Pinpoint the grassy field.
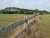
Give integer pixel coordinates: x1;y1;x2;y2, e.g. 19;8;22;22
18;14;50;38
0;14;32;28
0;14;50;38
0;14;24;28
40;14;50;38
0;14;32;38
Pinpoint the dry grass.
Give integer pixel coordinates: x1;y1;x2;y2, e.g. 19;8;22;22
18;15;42;38
0;14;32;38
0;14;50;38
0;24;24;38
19;14;50;38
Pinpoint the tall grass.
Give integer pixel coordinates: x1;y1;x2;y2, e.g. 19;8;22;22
40;14;50;38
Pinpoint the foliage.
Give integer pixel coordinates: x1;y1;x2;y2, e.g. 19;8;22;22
0;7;50;15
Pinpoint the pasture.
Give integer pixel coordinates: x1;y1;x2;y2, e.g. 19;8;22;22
0;14;32;38
40;14;50;38
0;14;50;38
0;14;24;28
0;14;32;28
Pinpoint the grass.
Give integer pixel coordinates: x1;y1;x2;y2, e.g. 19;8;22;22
0;14;50;38
0;14;24;28
19;14;50;38
0;14;32;38
0;14;32;28
40;14;50;38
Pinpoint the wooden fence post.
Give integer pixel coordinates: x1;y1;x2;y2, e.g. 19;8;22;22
34;12;36;17
33;12;36;24
24;15;28;29
24;15;29;35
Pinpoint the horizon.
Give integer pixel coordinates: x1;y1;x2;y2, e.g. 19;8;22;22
0;0;50;12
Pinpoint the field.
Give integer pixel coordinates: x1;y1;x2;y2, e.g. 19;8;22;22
0;14;32;28
40;14;50;38
0;14;50;38
0;14;32;38
0;14;24;28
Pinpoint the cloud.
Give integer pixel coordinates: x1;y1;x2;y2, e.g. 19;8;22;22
11;0;20;5
25;2;35;9
47;3;50;6
39;0;48;3
32;2;35;5
3;0;8;3
3;0;20;5
14;0;19;4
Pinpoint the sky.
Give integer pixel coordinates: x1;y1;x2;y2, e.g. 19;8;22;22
0;0;50;11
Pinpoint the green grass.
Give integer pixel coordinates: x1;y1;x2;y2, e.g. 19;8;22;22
40;14;50;38
0;14;32;38
0;14;50;38
0;14;32;28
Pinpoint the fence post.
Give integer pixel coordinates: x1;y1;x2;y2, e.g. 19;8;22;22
33;12;36;24
34;12;36;17
24;15;29;35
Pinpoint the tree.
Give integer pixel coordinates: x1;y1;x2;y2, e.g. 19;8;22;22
34;9;39;13
42;10;48;14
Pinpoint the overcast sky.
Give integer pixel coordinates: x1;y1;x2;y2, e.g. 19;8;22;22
0;0;50;11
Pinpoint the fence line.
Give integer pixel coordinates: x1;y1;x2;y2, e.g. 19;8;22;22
15;13;39;38
0;20;25;34
15;20;35;38
0;13;39;38
0;13;38;34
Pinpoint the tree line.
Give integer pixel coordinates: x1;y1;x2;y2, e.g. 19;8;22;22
0;7;50;15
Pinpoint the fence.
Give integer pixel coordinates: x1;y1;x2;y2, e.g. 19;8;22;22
0;13;39;38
